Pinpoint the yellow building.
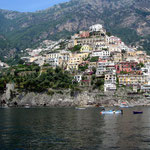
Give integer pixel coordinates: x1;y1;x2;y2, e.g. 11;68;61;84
135;51;146;56
127;51;136;57
127;51;146;57
108;44;121;53
145;56;150;63
118;75;147;86
80;45;92;53
67;53;89;70
29;56;39;62
113;52;122;62
88;62;97;70
74;39;78;46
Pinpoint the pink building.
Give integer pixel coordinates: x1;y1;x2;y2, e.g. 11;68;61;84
109;36;122;45
115;62;138;74
79;31;90;38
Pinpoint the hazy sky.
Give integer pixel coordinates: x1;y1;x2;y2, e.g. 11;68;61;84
0;0;70;12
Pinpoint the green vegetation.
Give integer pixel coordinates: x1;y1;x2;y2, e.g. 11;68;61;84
59;41;67;49
137;62;144;68
0;62;106;94
120;71;128;74
0;78;6;92
78;64;88;72
0;65;78;93
93;78;104;90
106;32;111;37
83;54;90;61
90;57;99;62
69;45;81;53
92;67;96;74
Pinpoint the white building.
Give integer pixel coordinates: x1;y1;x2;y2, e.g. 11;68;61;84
96;62;114;76
105;73;116;84
92;50;110;58
60;50;71;61
94;42;108;51
89;24;103;32
141;63;150;84
104;67;117;92
28;49;42;56
46;58;59;68
108;45;122;53
104;83;116;92
34;56;45;66
46;53;60;59
107;36;122;45
74;75;82;83
126;56;139;63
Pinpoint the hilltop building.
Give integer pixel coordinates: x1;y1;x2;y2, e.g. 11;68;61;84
21;24;150;94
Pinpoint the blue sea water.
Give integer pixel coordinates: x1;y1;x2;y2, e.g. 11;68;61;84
0;107;150;150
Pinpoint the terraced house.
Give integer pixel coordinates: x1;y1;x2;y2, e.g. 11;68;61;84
118;75;147;86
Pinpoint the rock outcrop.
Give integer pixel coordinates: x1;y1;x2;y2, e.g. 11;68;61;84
7;88;150;107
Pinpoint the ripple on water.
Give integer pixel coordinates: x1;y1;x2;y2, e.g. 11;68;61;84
0;107;150;150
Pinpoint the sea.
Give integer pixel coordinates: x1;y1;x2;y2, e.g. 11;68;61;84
0;107;150;150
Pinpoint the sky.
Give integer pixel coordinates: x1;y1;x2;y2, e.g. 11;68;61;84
0;0;70;12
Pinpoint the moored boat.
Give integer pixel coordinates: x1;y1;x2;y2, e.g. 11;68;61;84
75;107;86;110
1;104;9;108
120;105;129;108
133;111;143;114
24;104;30;108
119;102;132;108
119;103;134;108
100;110;123;114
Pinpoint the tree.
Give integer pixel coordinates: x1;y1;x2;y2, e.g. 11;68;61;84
106;32;111;37
78;64;88;72
70;45;81;53
137;62;144;68
90;57;99;62
92;67;96;74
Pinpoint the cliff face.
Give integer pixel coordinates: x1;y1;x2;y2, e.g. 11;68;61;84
0;84;149;107
0;0;150;60
8;89;149;107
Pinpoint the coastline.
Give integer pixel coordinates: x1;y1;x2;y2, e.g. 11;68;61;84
1;89;150;108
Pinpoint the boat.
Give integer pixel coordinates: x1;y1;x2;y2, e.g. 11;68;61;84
133;111;143;114
119;102;129;108
120;104;129;108
1;104;9;108
100;110;123;114
75;107;86;110
24;104;30;108
119;102;134;108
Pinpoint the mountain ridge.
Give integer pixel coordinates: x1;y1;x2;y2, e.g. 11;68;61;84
0;0;150;62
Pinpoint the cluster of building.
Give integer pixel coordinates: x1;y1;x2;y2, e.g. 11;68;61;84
21;24;150;93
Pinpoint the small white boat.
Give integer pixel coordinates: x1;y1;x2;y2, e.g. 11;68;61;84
120;104;129;108
75;107;86;110
120;104;134;108
24;104;30;108
1;104;9;108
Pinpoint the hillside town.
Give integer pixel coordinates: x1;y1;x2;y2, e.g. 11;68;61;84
20;24;150;94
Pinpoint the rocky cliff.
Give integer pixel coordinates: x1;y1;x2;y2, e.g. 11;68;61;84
2;87;149;107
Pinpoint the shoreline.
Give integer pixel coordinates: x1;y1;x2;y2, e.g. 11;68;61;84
1;102;150;108
1;88;150;108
